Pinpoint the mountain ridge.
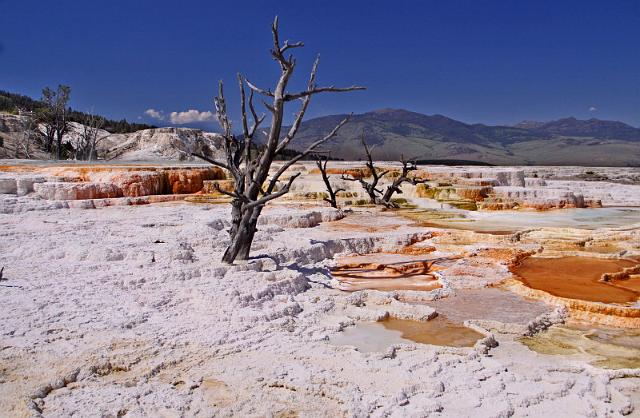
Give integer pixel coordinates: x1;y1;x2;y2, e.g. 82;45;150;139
288;109;640;166
2;101;640;165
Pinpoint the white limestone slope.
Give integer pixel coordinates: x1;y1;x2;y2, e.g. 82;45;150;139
101;128;224;162
0;113;225;162
1;201;639;417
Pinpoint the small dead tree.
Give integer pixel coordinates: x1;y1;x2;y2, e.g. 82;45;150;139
342;135;389;205
380;157;428;207
74;113;106;160
14;109;38;159
39;110;56;154
41;85;71;159
191;17;364;263
315;156;345;208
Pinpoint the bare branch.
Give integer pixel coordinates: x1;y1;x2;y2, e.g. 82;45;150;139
316;155;342;208
191;152;231;171
267;115;351;192
246;79;274;97
276;96;311;155
211;182;250;203
275;55;320;154
344;133;390;205
284;85;366;101
380;158;429;206
262;99;276;113
238;74;250;140
212;182;238;199
281;40;304;54
270;16;298;69
246;172;301;209
183;17;365;264
271;16;282;58
214;81;232;138
341;174;359;182
247;90;266;138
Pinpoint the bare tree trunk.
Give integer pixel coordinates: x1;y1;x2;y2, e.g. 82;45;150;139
316;156;344;208
41;85;71;160
342;134;389;205
188;17;364;264
380;158;428;207
23;124;33;159
55;120;67;160
72;113;105;160
223;206;261;263
56;135;63;160
14;110;36;159
381;184;397;204
43;125;55;153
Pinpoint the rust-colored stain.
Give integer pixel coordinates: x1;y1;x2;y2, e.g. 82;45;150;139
511;256;640;304
331;255;442;292
382;317;483;347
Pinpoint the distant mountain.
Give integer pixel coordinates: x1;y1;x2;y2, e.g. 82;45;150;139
514;120;546;129
517;117;640;141
288;109;640;166
295;108;546;146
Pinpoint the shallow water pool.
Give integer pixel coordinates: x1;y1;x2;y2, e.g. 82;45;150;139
329;316;483;352
411;207;640;233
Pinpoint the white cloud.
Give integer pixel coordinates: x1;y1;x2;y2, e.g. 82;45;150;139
145;108;165;120
589;106;597;112
169;109;215;124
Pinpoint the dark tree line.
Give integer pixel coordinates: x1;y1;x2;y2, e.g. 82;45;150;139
0;90;156;134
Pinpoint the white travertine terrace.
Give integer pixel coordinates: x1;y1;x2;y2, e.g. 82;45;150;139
1;162;640;416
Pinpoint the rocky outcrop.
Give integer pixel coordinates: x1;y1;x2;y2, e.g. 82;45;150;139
108;171;167;197
525;177;547;187
0;113;28;133
258;208;345;228
23;166;226;200
0;113;227;162
103;128;224;162
34;182;122;200
411;167;604;210
418;167;526;187
545;180;640;207
0;178;17;194
308;166;371;179
202;179;235;194
482;186;602;210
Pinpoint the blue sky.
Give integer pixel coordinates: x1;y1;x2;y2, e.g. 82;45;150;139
1;0;639;129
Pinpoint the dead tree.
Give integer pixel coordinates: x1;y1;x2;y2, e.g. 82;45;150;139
74;113;106;160
190;17;364;264
14;109;38;159
315;156;345;208
380;157;428;207
41;85;71;159
342;135;389;205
